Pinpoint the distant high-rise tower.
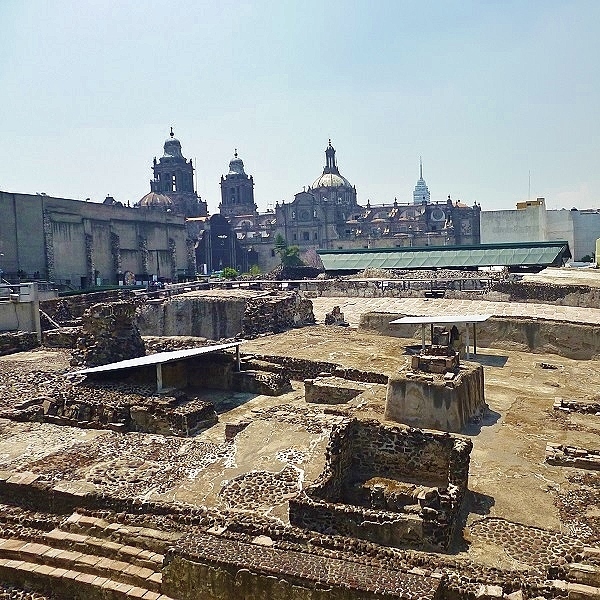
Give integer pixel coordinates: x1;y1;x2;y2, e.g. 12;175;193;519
219;150;257;219
137;129;208;217
413;158;431;204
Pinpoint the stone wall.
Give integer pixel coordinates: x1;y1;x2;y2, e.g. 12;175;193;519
489;280;600;308
40;290;137;328
71;301;145;367
137;291;314;339
290;419;472;551
385;364;486;433
0;332;39;356
546;443;600;471
360;312;600;360
244;354;388;384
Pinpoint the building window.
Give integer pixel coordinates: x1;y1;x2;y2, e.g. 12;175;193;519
293;233;297;241
313;232;318;240
292;211;296;219
271;249;275;257
303;231;309;241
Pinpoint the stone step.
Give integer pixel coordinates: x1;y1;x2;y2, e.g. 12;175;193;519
569;564;600;588
568;582;600;600
44;528;164;571
0;557;174;600
0;537;162;593
62;512;181;554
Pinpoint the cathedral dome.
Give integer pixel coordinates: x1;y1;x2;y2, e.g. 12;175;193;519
137;191;174;210
312;172;352;189
311;140;353;190
228;150;246;176
163;128;183;159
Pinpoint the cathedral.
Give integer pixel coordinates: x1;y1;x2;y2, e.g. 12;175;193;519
136;131;482;274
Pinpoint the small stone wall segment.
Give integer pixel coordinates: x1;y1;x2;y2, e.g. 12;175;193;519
163;531;442;600
0;333;39;357
71;301;145;368
42;326;80;348
242;291;315;337
546;443;600;471
384;364;486;433
290;419;472;551
246;354;388;384
554;398;600;415
304;376;369;404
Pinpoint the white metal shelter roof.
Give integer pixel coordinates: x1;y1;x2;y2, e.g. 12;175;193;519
389;314;493;325
390;314;492;358
71;342;243;376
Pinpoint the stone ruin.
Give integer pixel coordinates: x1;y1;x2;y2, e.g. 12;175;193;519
384;327;486;432
324;305;348;326
70;301;145;367
290;418;473;551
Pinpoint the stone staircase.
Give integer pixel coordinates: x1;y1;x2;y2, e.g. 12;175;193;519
0;510;183;599
551;547;600;600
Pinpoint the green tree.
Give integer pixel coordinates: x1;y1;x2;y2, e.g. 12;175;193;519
221;267;239;279
273;234;303;267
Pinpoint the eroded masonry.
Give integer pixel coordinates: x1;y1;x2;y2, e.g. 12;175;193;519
0;274;599;600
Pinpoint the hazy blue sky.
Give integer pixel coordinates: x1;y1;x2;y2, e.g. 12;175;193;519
1;1;599;214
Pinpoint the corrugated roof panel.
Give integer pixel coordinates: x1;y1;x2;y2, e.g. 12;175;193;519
318;243;570;271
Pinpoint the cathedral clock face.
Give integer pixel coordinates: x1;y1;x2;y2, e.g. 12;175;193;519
460;219;472;235
300;210;310;221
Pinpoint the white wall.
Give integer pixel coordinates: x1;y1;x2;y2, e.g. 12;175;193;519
480;205;546;244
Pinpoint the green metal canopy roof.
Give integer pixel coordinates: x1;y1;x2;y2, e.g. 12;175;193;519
317;241;571;272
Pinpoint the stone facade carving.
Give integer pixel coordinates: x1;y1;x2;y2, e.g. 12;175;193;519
110;232;122;279
42;209;54;281
138;236;149;275
84;233;94;287
168;238;177;280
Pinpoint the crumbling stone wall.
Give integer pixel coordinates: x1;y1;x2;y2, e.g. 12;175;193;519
290;419;472;551
241;292;315;336
40;290;136;328
71;301;145;367
0;332;39;356
546;443;600;471
244;354;388;384
137;291;314;340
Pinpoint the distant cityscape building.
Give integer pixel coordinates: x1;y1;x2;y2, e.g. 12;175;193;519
413;158;431;204
0;131;487;288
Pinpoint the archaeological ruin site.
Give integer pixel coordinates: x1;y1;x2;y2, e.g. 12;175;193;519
0;268;600;600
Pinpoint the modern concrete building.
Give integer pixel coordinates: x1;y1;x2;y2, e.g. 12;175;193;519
481;198;600;261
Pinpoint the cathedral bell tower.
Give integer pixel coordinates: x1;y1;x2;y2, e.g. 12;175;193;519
137;129;208;217
219;150;257;219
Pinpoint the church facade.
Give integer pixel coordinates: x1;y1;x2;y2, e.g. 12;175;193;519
222;141;481;272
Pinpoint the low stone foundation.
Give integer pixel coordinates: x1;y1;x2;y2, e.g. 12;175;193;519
0;332;39;356
304;376;372;404
546;443;600;471
289;419;472;551
385;364;486;433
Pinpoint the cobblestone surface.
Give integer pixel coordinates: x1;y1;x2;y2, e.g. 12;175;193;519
469;517;584;570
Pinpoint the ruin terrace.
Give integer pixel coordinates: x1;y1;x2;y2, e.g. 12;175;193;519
0;271;598;599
